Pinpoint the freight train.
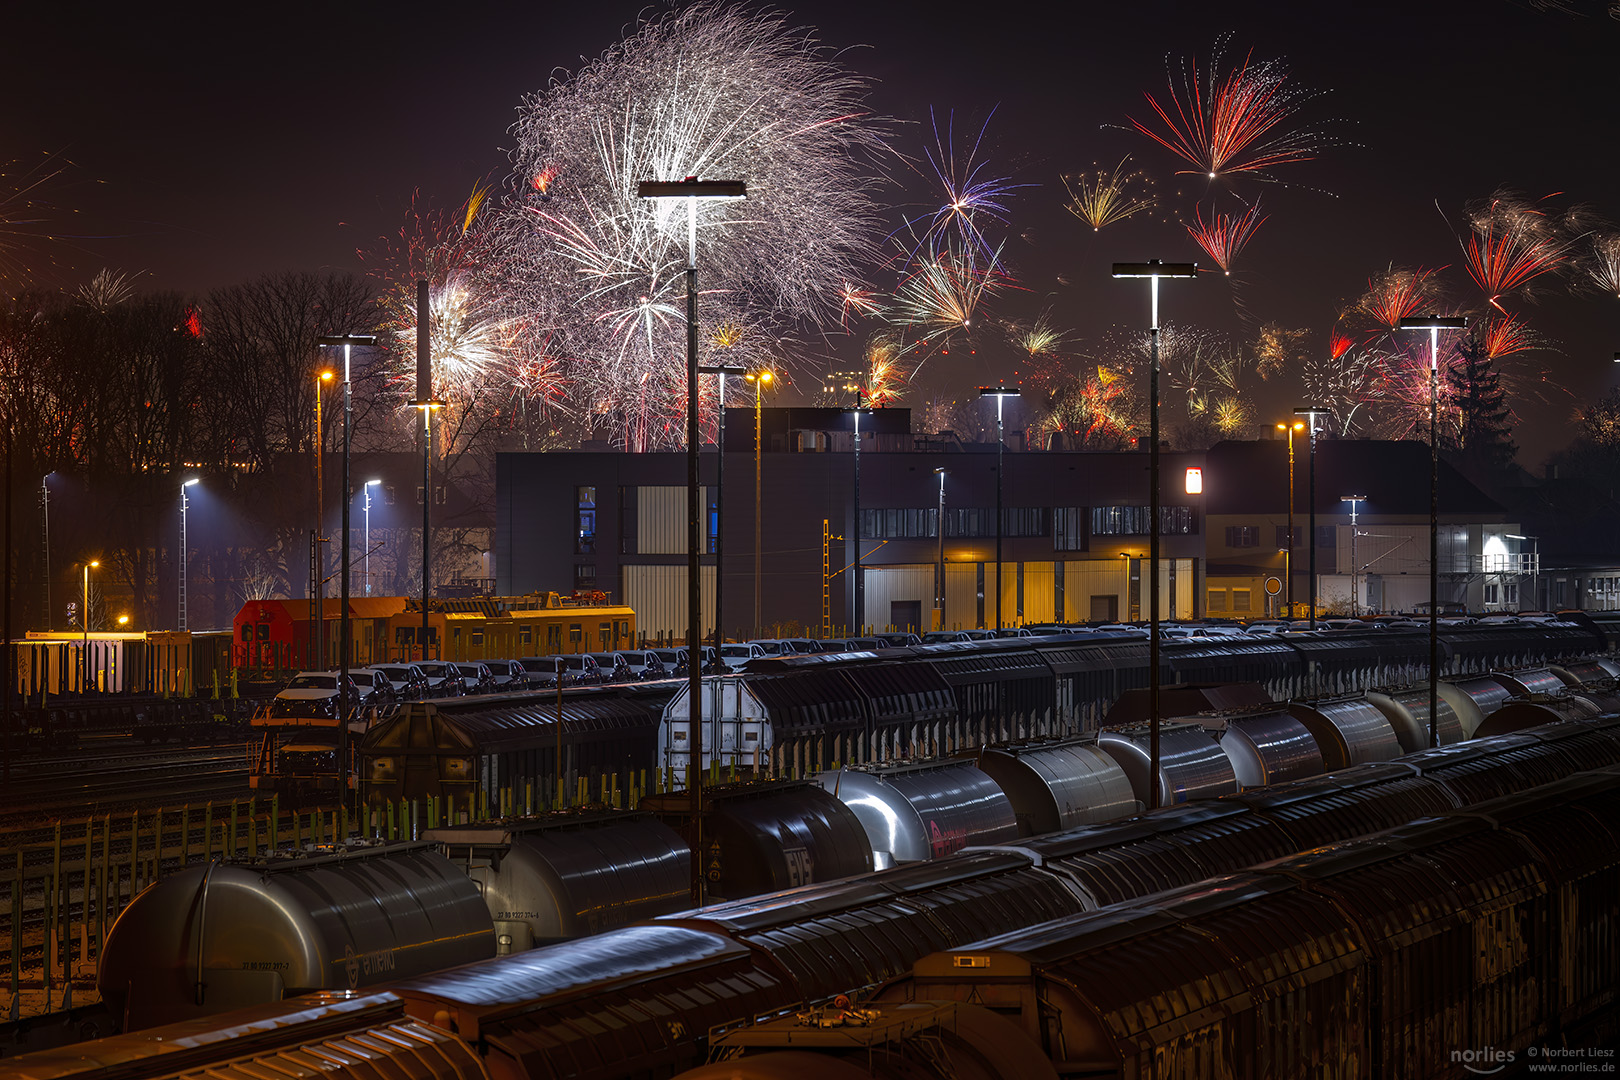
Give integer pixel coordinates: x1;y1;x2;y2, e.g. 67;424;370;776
90;698;1620;1033
14;716;1620;1080
354;618;1614;812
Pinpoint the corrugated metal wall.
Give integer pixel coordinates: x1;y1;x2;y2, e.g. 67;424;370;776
623;563;716;641
1062;560;1129;622
1022;561;1055;623
636;485;712;555
863;565;934;632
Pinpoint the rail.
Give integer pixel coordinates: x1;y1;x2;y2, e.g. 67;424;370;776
0;755;751;1023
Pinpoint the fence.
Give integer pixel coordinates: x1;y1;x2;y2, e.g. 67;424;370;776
0;756;763;1020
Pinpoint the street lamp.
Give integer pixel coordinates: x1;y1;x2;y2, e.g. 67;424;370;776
317;332;378;779
1506;533;1539;611
637;175;746;907
81;560;99;693
312;368;335;669
40;474;51;632
1112;259;1197;811
934;467;947;631
1275;420;1304;617
363;479;383;597
179;478;200;632
1399;314;1466;750
408;280;445;666
979;386;1022;629
699;363;748;650
745;368;774;635
1295;407;1332;630
843;395;872;632
1340;495;1366;617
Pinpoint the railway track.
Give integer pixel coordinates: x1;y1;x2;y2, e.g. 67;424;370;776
0;744;252;833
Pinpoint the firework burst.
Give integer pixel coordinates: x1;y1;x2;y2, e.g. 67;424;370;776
888;241;1009;344
500;3;883;448
1463;195;1567;312
1127;36;1331;181
1062;157;1157;231
1352;266;1445;331
1185;201;1267;274
896;107;1030;268
1579;233;1620;298
838;281;883;327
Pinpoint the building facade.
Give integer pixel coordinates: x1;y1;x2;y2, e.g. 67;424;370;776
497;408;1206;641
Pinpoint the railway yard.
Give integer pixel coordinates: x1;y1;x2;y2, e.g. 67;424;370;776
2;615;1620;1075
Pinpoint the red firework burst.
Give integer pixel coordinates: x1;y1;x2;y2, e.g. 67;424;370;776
1464;211;1565;312
1356;266;1444;330
1482;314;1535;360
1185;202;1267;274
1128;41;1325;181
1329;328;1353;360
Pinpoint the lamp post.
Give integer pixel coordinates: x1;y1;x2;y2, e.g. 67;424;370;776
81;560;98;693
316;332;378;773
1399;314;1466;749
1506;533;1539;611
312;369;334;670
1341;495;1366;617
40;474;51;632
844;395;872;632
978;386;1021;630
1295;407;1331;630
179;478;200;631
363;479;382;597
408;281;444;666
699;363;748;650
745;368;774;635
1275;421;1304;616
1112;260;1197;811
934;467;947;631
637;175;746;907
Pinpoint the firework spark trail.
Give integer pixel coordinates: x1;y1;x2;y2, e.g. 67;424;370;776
1127;36;1329;181
1353;266;1446;330
894;106;1030;269
501;3;883;448
0;150;81;287
1302;347;1379;435
1464;199;1567;312
1581;233;1620;298
1186;201;1267;274
1329;328;1354;360
1483;313;1537;359
1062;157;1157;231
838;281;883;327
888;240;1009;344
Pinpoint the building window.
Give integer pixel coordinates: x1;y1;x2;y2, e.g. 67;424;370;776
1053;507;1087;552
1504;582;1518;606
1225;525;1260;548
574;564;597;592
1232;588;1252;612
576;486;596;555
1485;582;1500;605
1315;525;1336;548
1091;506;1195;536
1207;589;1227;612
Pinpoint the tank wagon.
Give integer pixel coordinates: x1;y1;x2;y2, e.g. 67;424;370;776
41;719;1620;1079
96;841;494;1031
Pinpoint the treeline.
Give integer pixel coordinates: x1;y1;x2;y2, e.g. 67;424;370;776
0;271;544;632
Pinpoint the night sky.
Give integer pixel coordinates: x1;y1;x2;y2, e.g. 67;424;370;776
7;0;1619;464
